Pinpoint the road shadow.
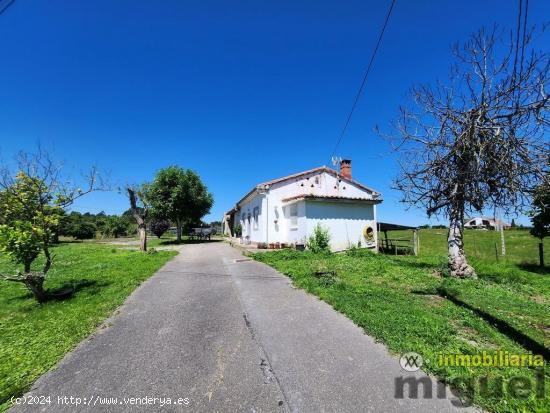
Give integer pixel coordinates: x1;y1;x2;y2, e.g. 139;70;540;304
48;279;112;301
7;279;110;303
516;262;549;275
436;286;550;361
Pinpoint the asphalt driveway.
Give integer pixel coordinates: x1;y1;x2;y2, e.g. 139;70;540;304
10;242;474;412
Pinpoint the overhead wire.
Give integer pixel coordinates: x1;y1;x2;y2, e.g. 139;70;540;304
330;0;396;159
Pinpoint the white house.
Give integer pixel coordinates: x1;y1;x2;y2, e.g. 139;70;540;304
464;217;511;230
223;160;382;251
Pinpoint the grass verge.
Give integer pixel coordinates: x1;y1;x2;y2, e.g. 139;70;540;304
0;243;177;411
253;248;549;413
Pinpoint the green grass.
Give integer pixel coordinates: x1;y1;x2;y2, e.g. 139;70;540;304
85;234;221;248
253;229;549;413
407;228;549;266
0;243;177;411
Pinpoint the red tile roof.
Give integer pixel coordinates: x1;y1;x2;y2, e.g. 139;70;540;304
281;194;381;203
231;165;382;211
259;166;380;196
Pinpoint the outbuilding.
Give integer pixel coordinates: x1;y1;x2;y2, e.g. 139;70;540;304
464;217;510;230
223;160;382;251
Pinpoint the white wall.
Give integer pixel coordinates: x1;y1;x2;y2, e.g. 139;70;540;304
234;170;380;247
235;192;265;242
281;200;307;244
305;201;377;251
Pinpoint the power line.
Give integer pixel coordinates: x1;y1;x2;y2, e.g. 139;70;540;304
519;0;529;78
512;0;523;84
330;0;396;159
0;0;15;16
512;0;530;85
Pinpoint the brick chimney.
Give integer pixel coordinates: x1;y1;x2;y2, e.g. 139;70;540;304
340;159;352;180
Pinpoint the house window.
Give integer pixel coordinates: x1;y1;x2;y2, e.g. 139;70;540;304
253;207;259;230
289;203;298;228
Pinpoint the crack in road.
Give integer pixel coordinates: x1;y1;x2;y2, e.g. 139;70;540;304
242;311;289;411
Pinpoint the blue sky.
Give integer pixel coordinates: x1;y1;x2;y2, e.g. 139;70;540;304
0;0;548;225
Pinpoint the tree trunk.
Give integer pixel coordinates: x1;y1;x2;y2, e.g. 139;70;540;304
176;220;182;242
24;272;48;303
127;187;149;253
138;226;147;252
448;208;477;279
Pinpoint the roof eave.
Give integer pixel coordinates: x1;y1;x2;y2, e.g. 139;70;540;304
282;195;383;204
235;165;382;208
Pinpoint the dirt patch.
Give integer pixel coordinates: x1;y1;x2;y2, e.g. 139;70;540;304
457;326;498;349
430;269;443;278
530;295;548;305
422;294;445;307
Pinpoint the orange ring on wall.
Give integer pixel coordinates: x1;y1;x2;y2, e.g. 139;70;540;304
363;224;375;242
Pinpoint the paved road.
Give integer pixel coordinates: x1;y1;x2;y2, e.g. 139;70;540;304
11;242;474;412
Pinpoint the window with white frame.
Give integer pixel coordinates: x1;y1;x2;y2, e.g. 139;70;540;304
289;203;298;228
253;207;259;230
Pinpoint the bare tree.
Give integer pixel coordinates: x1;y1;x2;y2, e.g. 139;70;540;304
126;185;149;252
385;27;549;278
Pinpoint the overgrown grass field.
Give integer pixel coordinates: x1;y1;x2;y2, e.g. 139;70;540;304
410;228;549;266
253;229;549;413
0;243;176;411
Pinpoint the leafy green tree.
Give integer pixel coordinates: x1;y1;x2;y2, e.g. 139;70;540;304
0;221;43;273
0;173;66;301
70;221;97;240
102;215;130;238
148;166;213;242
0;172;63;289
0;150;100;302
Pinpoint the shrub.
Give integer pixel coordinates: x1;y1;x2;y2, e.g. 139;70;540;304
150;218;170;238
70;222;96;240
101;216;130;238
234;224;242;237
307;223;331;253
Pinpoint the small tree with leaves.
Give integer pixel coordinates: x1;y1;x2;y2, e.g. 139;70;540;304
102;215;130;238
71;221;97;240
148;166;213;242
385;27;549;278
0;150;101;302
